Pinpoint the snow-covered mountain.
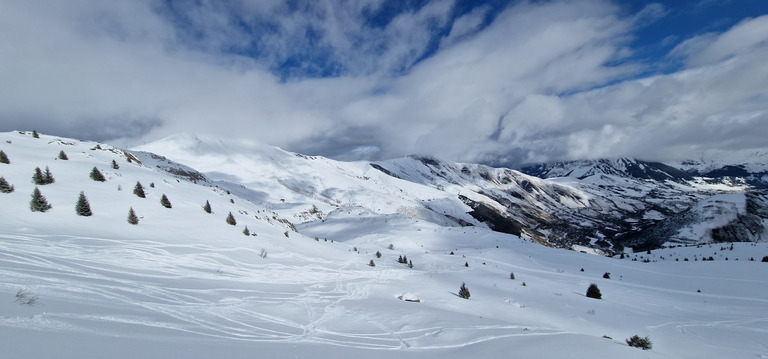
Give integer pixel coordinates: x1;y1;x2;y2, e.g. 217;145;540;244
518;157;767;248
2;131;768;358
136;136;766;250
669;150;768;188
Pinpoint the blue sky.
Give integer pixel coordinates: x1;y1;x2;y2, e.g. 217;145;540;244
1;0;767;166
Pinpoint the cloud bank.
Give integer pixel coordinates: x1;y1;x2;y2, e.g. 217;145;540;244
0;0;766;166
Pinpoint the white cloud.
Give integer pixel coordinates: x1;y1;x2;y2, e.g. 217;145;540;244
0;0;766;167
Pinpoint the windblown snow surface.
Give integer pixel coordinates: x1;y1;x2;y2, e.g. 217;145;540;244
1;132;767;358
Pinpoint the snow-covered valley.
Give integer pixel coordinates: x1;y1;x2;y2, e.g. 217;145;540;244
1;131;767;358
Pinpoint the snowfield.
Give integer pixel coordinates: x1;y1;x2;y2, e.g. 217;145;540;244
1;131;767;358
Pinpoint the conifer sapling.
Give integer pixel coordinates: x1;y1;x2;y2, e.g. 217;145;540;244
203;200;212;213
133;181;146;198
0;177;14;193
30;187;52;212
127;207;139;225
90;167;106;182
586;283;602;299
75;191;92;216
32;167;45;185
43;166;54;184
58;151;68;160
0;150;9;164
160;194;172;208
226;212;237;226
459;282;470;299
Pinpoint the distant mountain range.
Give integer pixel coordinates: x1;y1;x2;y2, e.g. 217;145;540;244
2;131;764;253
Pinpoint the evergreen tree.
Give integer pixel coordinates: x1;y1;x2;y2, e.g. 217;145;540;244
459;282;470;299
626;335;652;350
111;159;119;169
0;150;9;164
90;167;106;182
408;260;413;268
397;255;403;263
58;151;68;160
603;272;611;279
226;212;236;225
29;187;52;212
510;272;515;280
243;226;250;236
375;251;381;258
586;283;602;299
0;177;15;193
127;207;139;225
465;262;469;267
369;259;376;267
133;181;146;198
32;130;39;138
160;194;172;208
203;200;212;213
32;167;45;185
75;191;92;216
43;166;54;184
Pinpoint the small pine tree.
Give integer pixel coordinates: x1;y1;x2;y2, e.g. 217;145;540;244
408;260;413;268
29;187;52;212
160;194;172;208
32;130;39;138
0;177;14;193
603;272;611;279
375;251;381;258
459;282;470;299
397;255;403;263
127;207;139;224
90;167;106;182
75;191;92;216
149;182;155;188
762;256;768;262
402;255;408;263
43;166;54;184
133;181;146;198
32;167;46;185
510;272;515;280
111;159;119;169
203;200;212;213
243;226;250;236
465;262;469;267
226;212;237;225
626;335;652;350
0;150;9;164
58;151;68;160
586;283;602;299
369;259;376;267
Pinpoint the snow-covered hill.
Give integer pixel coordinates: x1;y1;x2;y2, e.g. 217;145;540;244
135;135;763;251
3;131;768;358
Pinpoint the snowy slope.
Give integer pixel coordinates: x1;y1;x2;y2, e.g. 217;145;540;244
2;131;768;358
135;134;768;252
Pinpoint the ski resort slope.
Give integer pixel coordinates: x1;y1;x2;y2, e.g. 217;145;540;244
1;131;767;358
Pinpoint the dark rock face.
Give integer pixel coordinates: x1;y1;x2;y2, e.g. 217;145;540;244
711;191;767;242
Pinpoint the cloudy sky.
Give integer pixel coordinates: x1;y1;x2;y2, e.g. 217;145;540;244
1;0;767;166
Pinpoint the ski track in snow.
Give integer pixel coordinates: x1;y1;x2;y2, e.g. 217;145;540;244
1;232;545;351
